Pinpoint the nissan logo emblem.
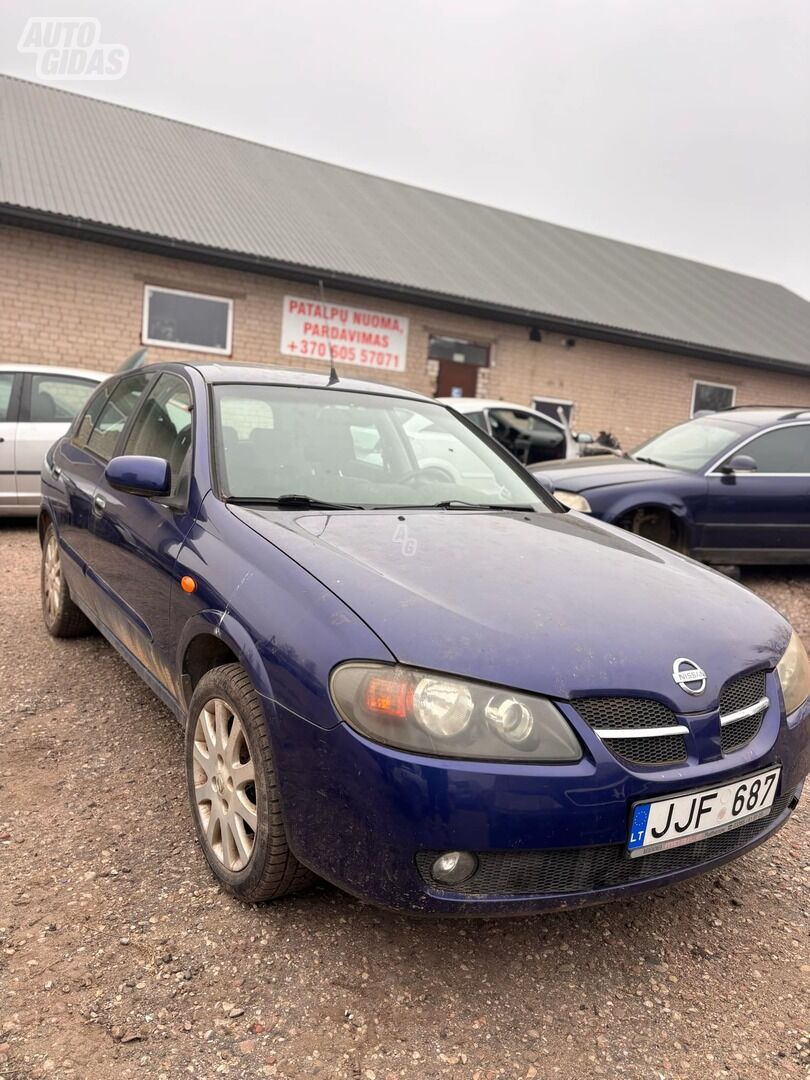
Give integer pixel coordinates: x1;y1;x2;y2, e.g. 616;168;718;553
672;657;707;695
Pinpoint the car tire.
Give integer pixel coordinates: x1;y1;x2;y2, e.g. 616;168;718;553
185;663;316;903
41;522;94;638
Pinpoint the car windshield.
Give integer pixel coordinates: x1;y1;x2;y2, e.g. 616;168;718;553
631;418;751;471
213;384;551;510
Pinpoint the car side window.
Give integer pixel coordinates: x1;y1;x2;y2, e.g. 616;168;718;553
85;373;151;462
738;426;810;474
74;384;111;447
465;411;487;431
30;375;98;423
122;373;193;498
0;373;14;421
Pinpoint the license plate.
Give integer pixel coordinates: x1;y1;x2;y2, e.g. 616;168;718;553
627;766;781;858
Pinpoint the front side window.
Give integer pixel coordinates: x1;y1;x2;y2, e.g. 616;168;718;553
30;375;98;423
633;418;752;472
86;373;152;462
691;381;736;416
123;373;193;496
213;385;550;510
731;426;810;474
0;373;14;421
143;285;233;355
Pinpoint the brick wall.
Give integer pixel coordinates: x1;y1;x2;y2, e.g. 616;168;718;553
2;224;809;447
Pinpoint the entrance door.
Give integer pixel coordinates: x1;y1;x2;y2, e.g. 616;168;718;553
436;359;478;398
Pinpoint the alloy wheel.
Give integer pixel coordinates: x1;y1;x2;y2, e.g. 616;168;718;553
192;698;258;872
43;533;62;622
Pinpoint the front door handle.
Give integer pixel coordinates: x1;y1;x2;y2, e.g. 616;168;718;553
93;493;106;515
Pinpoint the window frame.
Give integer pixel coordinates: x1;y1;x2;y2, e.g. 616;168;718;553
427;334;491;368
22;372;101;424
531;396;574;424
0;371;23;424
707;421;810;477
690;379;736;418
142;284;234;356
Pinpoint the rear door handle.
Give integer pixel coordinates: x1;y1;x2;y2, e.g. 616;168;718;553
93;493;106;515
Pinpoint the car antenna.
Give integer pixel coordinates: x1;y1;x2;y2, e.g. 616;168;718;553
318;278;340;386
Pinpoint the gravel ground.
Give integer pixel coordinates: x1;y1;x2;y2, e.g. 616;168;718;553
1;522;808;1080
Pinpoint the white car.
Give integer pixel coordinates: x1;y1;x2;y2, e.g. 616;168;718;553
437;397;593;465
0;364;108;515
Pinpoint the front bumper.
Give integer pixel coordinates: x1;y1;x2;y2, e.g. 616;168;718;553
269;691;810;915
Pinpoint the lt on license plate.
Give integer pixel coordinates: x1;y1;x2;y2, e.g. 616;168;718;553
627;766;781;858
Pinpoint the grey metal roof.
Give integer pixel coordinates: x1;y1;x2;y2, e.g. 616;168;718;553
2;75;809;371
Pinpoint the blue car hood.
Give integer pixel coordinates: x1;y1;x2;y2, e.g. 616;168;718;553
533;455;685;493
231;506;788;707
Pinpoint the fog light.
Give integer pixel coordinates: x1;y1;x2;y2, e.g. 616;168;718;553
430;850;478;885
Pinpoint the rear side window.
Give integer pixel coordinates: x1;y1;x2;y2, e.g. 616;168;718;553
86;373;151;462
30;375;98;422
739;426;810;474
0;373;14;421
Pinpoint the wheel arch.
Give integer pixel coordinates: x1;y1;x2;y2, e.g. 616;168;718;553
609;499;693;552
177;611;276;713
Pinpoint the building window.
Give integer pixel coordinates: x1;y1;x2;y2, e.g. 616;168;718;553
142;285;233;355
532;396;574;424
427;335;490;367
691;380;735;416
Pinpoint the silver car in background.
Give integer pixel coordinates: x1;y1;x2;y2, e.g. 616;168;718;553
0;364;107;515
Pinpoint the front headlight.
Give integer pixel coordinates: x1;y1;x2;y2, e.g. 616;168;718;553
330;663;582;762
776;630;810;715
554;490;592;513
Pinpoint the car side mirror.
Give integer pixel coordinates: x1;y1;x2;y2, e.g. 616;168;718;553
576;432;594;444
720;454;758;474
105;455;171;497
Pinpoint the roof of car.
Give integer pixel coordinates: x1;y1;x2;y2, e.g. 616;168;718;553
0;363;108;380
438;396;562;416
702;406;810;426
164;360;432;401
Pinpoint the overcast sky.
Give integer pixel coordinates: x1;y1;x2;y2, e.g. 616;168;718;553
3;0;808;298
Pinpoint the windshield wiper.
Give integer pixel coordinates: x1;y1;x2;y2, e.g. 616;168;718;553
434;500;536;511
632;455;667;467
227;494;364;510
370;499;537;511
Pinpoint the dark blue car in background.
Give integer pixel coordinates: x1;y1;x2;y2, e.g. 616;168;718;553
39;365;810;914
534;407;810;567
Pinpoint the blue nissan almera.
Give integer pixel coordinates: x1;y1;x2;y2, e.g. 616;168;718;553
39;363;810;915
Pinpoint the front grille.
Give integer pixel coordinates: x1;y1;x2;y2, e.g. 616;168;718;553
574;696;674;730
416;790;795;897
721;670;767;713
722;714;763;753
720;670;768;755
574;696;687;766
